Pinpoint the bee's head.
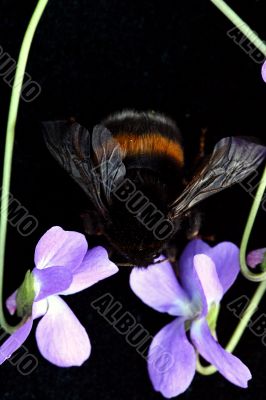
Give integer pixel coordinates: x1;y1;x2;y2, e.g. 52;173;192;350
116;241;165;267
104;206;170;267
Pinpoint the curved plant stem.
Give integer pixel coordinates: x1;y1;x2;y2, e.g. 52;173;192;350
211;0;266;282
0;0;49;334
240;166;266;282
226;280;266;352
196;0;266;377
211;0;266;57
197;166;266;374
196;356;216;375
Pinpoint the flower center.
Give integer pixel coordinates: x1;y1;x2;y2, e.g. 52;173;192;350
206;302;220;336
16;270;35;318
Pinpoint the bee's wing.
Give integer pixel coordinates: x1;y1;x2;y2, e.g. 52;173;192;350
42;121;126;218
169;137;266;220
92;124;126;202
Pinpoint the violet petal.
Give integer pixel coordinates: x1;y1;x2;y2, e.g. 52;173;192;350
148;318;196;398
35;295;91;367
0;319;33;364
6;290;17;315
194;254;223;306
32;299;48;319
6;291;48;319
130;259;192;317
34;226;87;270
190;318;251;387
205;242;240;293
62;246;118;295
179;239;209;316
247;248;266;269
33;266;73;301
262;60;266;83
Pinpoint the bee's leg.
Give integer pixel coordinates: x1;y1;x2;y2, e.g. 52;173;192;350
198;127;207;159
194;127;208;165
80;210;104;236
164;234;187;264
200;233;216;242
164;212;201;263
186;209;216;242
165;243;178;263
185;209;202;240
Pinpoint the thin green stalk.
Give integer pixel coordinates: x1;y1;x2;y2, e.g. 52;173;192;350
210;0;266;282
211;0;266;57
0;0;49;334
226;280;266;352
197;158;266;375
197;163;266;377
240;166;266;282
196;0;266;376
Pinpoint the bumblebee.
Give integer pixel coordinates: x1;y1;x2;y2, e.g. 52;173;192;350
43;110;266;266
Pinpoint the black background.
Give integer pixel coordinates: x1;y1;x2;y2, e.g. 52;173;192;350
0;0;266;399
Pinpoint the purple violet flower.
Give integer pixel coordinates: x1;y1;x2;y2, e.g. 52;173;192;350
262;60;266;83
130;239;251;398
247;248;266;269
0;226;118;367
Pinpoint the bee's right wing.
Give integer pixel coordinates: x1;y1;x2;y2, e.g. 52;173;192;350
168;136;266;221
42;121;126;218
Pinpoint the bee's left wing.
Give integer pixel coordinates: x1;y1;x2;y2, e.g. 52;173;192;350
43;120;126;218
168;137;266;220
92;124;126;202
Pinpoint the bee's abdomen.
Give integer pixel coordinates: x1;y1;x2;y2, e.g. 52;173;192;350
102;110;184;167
114;132;184;166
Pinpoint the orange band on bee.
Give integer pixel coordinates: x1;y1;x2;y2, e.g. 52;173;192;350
115;132;184;166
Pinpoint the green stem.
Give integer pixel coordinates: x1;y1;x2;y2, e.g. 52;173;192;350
197;165;266;374
226;280;266;352
240;166;266;282
210;0;266;282
210;0;266;56
0;0;49;334
196;0;266;377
